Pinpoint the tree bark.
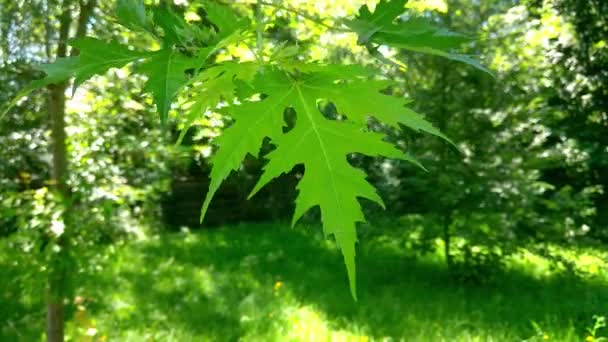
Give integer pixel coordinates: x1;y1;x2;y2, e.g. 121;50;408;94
46;0;71;334
46;80;69;342
45;1;95;341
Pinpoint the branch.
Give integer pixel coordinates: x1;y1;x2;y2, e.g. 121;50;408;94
256;0;263;50
229;0;349;32
56;0;74;58
365;43;406;72
71;0;97;56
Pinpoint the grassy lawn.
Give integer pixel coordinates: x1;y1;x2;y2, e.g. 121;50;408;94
1;222;607;341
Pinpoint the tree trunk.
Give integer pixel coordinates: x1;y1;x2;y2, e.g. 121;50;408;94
46;301;65;342
442;213;453;271
46;80;69;342
45;0;71;335
45;1;95;341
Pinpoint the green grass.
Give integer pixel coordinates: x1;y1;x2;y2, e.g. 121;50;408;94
2;222;608;341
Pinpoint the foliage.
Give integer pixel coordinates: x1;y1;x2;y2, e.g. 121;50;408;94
348;0;607;280
483;0;605;241
4;0;488;297
548;0;608;236
346;0;491;73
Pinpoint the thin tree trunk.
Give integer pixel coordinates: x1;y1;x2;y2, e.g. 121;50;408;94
0;4;15;62
46;79;69;342
443;213;453;270
438;3;454;272
437;57;454;271
46;0;71;332
45;1;95;341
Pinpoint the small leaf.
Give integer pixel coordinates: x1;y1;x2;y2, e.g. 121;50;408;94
137;49;198;125
203;2;249;39
191;2;250;66
177;61;259;145
348;0;407;44
1;58;79;117
70;37;148;91
347;0;493;75
2;38;147;116
34;57;81;86
445;53;495;77
153;7;188;47
362;0;407;25
116;0;153;33
199;97;283;223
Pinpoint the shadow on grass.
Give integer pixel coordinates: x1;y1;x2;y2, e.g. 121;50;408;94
0;262;46;341
83;223;608;341
2;222;606;341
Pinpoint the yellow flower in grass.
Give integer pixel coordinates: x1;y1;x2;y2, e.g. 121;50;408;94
274;281;284;291
586;336;594;342
543;334;549;340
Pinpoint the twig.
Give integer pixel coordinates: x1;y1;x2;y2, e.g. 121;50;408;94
256;0;264;52
254;0;265;69
365;43;407;72
229;0;349;32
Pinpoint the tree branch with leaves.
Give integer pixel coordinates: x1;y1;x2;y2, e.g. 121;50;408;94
4;0;490;304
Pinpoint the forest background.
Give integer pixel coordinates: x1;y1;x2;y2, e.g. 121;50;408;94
0;0;607;341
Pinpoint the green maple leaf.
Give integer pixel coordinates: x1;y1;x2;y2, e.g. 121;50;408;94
347;0;467;50
70;37;147;91
116;0;154;33
137;49;198;125
194;3;251;65
204;2;249;40
201;66;444;298
347;0;492;75
33;58;80;85
2;39;146;116
1;58;78;117
153;7;189;47
177;61;259;145
199;96;285;223
349;0;408;43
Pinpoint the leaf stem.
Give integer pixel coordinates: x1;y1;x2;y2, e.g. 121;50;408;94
230;0;349;32
256;0;264;52
254;0;266;69
365;43;406;72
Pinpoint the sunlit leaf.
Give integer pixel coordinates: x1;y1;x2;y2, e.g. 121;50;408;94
137;49;198;125
1;58;79;117
177;61;259;145
347;0;492;75
70;37;148;91
203;1;249;39
153;7;189;47
2;38;147;115
116;0;154;33
203;66;436;298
